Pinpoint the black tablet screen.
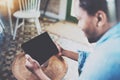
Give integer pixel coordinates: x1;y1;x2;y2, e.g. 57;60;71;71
21;32;58;65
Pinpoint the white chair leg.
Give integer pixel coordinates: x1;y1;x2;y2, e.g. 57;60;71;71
0;19;5;29
21;19;25;31
13;18;19;40
35;18;41;34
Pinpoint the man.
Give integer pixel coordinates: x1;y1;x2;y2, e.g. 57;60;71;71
25;0;120;80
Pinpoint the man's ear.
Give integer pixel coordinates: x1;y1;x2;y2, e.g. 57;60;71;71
95;11;107;28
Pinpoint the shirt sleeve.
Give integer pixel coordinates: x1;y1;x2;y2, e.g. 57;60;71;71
77;50;89;74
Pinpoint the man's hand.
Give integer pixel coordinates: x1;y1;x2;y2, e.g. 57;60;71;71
25;54;40;73
25;54;51;80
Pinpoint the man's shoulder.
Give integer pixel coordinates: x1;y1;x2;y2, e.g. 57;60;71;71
79;36;120;80
96;37;120;54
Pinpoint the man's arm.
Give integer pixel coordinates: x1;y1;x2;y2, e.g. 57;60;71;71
56;43;78;61
62;49;78;61
25;54;51;80
34;69;51;80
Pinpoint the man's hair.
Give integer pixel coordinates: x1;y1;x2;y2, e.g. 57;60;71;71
79;0;109;18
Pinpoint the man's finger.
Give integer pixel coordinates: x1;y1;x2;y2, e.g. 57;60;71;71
25;54;40;67
25;54;35;64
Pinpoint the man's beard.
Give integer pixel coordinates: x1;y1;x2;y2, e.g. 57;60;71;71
88;38;97;43
87;36;101;43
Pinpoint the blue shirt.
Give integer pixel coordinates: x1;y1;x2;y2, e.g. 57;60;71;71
78;23;120;80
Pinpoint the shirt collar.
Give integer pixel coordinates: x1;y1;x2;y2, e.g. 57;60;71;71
96;22;120;47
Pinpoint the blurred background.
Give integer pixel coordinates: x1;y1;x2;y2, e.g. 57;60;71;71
0;0;119;80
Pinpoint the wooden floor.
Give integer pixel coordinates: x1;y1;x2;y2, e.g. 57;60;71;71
45;21;89;45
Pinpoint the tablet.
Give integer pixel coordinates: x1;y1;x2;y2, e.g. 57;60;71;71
21;32;59;65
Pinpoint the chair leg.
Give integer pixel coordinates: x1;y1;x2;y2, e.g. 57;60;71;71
35;18;41;34
0;19;5;29
21;19;25;31
13;18;19;40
